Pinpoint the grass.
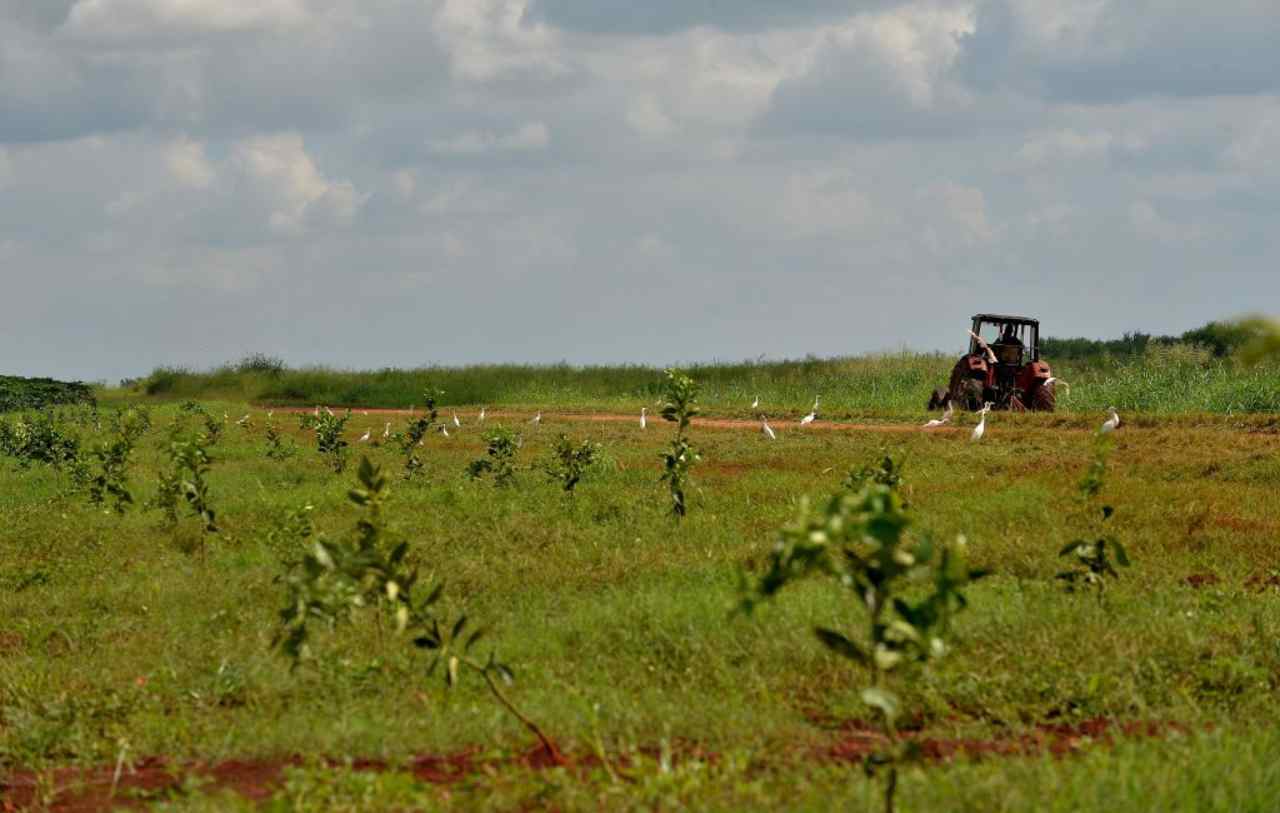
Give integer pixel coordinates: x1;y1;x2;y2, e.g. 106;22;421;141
127;344;1280;418
3;397;1280;810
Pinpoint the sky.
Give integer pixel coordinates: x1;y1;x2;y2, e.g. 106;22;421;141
2;0;1277;383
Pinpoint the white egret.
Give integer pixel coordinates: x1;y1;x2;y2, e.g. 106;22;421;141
383;422;391;439
267;411;274;419
640;407;647;430
923;402;954;429
479;407;486;422
1100;407;1121;434
325;406;334;417
440;425;450;437
751;396;760;409
531;412;542;427
363;410;369;416
1044;377;1072;397
971;403;992;442
358;428;371;443
452;412;461;428
762;416;776;440
236;414;250;426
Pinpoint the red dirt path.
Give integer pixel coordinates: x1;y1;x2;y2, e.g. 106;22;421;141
3;720;1196;811
265;406;959;435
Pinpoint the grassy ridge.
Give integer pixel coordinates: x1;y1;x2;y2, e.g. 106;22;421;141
133;345;1280;417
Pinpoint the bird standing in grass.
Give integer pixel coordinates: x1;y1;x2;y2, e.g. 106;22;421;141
531;412;542;428
762;416;776;440
440;425;450;437
640;407;647;429
970;403;993;441
236;414;250;426
383;422;391;439
923;403;953;429
1044;377;1072;397
479;407;486;422
453;412;462;428
971;403;992;442
358;428;371;443
752;395;760;409
1101;407;1121;434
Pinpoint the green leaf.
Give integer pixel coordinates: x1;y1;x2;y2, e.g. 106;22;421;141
1112;541;1131;567
814;627;868;664
861;687;900;723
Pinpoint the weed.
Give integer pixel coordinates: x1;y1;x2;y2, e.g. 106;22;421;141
659;369;700;519
1057;436;1129;602
397;388;442;479
299;409;351;473
744;457;987;813
150;429;218;533
467;426;520;487
86;433;135;515
274;457;556;756
542;434;601;494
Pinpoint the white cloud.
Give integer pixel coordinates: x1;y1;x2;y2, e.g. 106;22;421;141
1014;129;1112;169
4;0;1280;383
432;0;572;82
64;0;309;38
426;122;551;155
232;132;365;233
1223;105;1280;178
165;137;215;189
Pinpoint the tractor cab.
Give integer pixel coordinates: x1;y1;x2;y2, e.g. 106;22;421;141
969;314;1039;368
929;314;1055;412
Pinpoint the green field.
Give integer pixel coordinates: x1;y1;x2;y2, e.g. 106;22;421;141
4;359;1280;810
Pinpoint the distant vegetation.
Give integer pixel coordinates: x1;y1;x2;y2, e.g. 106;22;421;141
0;375;95;413
118;321;1280;417
1041;319;1259;360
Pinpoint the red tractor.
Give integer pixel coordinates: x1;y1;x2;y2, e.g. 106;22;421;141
928;314;1055;412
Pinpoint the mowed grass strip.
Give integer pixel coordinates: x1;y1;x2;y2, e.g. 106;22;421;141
2;402;1280;810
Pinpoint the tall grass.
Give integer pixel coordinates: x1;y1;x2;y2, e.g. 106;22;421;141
127;345;1280;417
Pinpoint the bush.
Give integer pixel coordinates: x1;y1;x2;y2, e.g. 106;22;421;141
0;376;95;413
236;353;288;376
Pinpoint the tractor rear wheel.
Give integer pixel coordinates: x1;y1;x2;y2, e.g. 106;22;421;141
1030;383;1056;412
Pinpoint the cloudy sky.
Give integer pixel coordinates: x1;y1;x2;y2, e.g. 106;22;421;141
2;0;1277;382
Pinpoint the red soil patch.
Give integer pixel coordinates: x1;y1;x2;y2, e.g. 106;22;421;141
1245;572;1280;592
826;717;1191;764
1;747;498;812
2;720;1198;811
1211;515;1271;533
1185;572;1221;589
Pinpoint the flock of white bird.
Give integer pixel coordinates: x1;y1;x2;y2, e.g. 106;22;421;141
322;379;1121;446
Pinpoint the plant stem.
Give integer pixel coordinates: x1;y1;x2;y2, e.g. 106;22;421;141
470;658;564;764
